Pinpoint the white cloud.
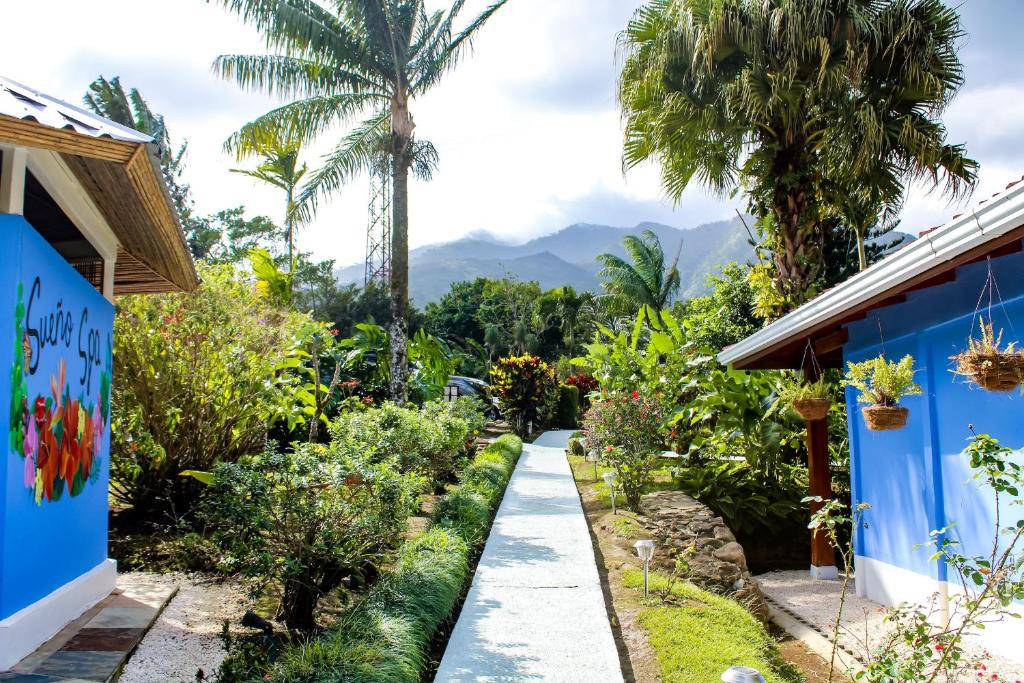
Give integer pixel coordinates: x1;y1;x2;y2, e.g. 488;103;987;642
2;0;1019;269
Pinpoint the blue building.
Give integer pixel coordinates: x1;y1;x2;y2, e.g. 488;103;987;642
720;179;1024;660
0;77;197;668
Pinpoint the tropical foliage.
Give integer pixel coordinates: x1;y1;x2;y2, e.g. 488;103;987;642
844;355;923;406
110;265;315;519
618;0;976;304
213;0;509;401
597;228;681;323
251;435;523;682
489;355;559;436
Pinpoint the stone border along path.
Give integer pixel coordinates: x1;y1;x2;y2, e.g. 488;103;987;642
435;430;624;682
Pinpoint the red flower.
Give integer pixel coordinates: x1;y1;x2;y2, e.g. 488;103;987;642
935;644;945;652
329;328;339;336
632;390;639;399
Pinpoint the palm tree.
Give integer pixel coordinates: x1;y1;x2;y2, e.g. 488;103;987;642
618;0;976;305
212;0;508;403
230;137;308;274
597;229;681;324
83;76;191;218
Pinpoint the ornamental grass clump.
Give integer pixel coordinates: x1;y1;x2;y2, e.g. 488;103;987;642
582;392;667;510
266;434;523;682
952;318;1024;392
844;354;922;431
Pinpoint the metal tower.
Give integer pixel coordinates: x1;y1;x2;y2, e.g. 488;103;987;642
364;158;392;286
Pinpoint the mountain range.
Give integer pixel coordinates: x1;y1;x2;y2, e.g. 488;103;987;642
335;216;762;305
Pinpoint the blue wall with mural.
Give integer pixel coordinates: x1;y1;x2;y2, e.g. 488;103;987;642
0;214;113;620
845;244;1024;586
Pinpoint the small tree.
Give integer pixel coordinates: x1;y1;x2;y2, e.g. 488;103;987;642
582;392;666;510
490;355;558;437
203;443;417;633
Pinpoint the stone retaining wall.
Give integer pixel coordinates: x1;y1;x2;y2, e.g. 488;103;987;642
642;490;768;620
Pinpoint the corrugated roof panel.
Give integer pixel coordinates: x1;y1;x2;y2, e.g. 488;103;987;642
0;75;154;145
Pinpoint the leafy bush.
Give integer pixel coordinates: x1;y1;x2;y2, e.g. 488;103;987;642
266;434;523;682
490;355;558;436
111;264;315;518
556;384;580;429
269;528;470;682
844;354;922;406
673;461;808;538
202;443;418;632
331;398;482;487
582;393;667;510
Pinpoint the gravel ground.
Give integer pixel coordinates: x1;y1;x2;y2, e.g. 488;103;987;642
118;572;250;683
757;570;1023;681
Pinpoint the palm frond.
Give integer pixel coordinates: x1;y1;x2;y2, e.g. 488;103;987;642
299;111;390;210
224;92;379;152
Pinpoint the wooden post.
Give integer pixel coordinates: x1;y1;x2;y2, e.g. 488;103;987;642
1;146;27;214
804;361;837;578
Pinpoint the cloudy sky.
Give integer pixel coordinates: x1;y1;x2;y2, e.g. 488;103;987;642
3;0;1023;268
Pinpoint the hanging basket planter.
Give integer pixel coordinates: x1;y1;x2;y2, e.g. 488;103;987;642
791;397;831;421
952;350;1024;393
862;405;909;431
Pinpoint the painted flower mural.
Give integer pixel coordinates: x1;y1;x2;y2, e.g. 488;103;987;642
10;284;111;504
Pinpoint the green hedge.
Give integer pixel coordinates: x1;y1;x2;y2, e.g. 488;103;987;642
270;434;523;682
556;384;580;429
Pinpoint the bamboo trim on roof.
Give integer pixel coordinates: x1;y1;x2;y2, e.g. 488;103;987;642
0;113;198;293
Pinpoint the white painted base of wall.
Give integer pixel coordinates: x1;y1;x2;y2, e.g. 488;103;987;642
810;564;839;580
0;558;116;670
855;554;1024;665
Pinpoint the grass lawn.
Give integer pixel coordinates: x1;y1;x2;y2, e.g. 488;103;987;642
623;570;803;683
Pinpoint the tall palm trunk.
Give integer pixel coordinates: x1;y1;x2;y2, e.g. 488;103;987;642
389;155;411;403
285;186;295;273
388;93;416;403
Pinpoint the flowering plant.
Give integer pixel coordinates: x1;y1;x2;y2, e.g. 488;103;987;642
581;391;666;510
490;355;558;436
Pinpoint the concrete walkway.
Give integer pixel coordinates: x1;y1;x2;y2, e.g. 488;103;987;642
435;430;623;682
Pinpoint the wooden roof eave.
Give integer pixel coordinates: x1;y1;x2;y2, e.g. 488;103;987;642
0;114;198;294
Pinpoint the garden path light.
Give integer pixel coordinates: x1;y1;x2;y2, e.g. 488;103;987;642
634;539;654;597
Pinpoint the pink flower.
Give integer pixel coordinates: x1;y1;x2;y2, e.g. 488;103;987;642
92;400;104;454
23;413;38;456
23;452;35;488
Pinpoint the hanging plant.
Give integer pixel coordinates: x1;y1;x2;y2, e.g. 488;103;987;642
778;377;831;421
951;318;1024;393
844;355;923;431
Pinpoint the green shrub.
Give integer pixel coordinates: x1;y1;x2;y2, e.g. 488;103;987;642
432;490;491;545
111;264;317;519
556;384;580;429
266;434;524;681
332;398;480;487
674;461;808;538
202;443;418;632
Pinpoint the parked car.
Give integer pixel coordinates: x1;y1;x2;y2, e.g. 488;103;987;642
445;376;500;420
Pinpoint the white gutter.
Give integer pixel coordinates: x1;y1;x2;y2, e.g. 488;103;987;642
718;179;1024;367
